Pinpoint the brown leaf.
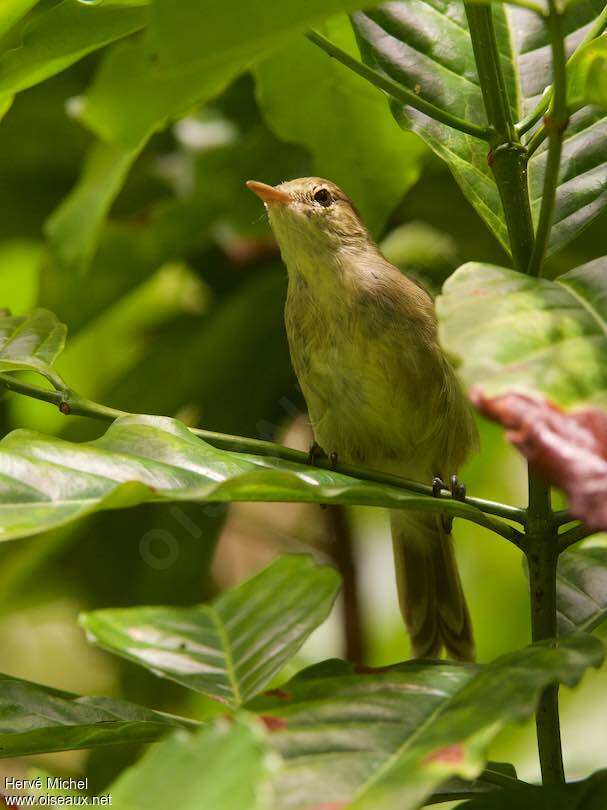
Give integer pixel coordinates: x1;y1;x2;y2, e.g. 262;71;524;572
424;743;465;765
471;389;607;530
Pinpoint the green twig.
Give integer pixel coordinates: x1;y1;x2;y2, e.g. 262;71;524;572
527;1;568;276
526;475;565;785
464;4;535;273
0;372;526;539
306;30;493;141
558;522;595;552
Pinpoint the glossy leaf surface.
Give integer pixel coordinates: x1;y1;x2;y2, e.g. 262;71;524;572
0;413;490;542
0;672;188;758
247;635;603;810
0;309;66;388
81;555;340;708
558;546;607;635
352;1;607;255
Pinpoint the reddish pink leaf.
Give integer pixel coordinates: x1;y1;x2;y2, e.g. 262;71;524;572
472;389;607;530
263;688;291;700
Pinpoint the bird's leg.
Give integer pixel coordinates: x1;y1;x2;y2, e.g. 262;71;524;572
329;451;339;470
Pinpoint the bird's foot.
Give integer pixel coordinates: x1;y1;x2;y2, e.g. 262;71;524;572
450;474;467;501
307;442;338;470
432;474;466;533
307;441;327;466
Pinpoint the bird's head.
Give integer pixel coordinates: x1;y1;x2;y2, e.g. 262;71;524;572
246;177;370;265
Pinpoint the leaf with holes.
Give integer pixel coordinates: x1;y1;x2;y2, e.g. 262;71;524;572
0;413;494;542
80;555;340;709
0;309;66;389
558;546;607;635
108;715;276;810
247;635;602;810
352;1;607;256
0;672;190;758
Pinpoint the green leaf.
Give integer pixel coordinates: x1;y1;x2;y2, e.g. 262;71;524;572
0;672;189;758
458;770;607;808
254;17;425;237
0;0;147;97
108;716;276;810
45;139;146;274
0;413;492;542
0;0;39;41
568;36;607;111
437;258;607;408
558;547;607;635
0;308;66;388
149;0;386;72
248;635;603;810
81;555;340;708
352;1;607;256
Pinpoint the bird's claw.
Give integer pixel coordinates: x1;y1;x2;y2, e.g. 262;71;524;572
432;476;445;498
307;441;327;466
329;451;339;469
432;474;466;533
450;474;466;501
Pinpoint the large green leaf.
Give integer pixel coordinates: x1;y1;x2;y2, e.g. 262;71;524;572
0;672;189;758
458;770;607;808
0;308;66;388
80;555;340;708
247;635;603;810
45;139;146;274
108;716;276;810
558;547;607;635
149;0;386;72
352;1;607;256
0;0;147;98
0;0;39;41
436;258;607;408
254;15;426;237
0;413;492;542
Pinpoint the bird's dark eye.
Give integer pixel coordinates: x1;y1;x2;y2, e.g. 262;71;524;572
313;188;332;207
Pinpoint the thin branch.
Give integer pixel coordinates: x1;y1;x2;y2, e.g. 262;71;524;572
306;30;493;141
0;371;527;542
558;522;596;553
527;1;568;276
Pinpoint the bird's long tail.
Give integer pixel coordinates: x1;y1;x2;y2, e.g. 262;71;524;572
390;509;475;661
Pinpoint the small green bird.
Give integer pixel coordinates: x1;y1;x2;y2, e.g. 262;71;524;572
247;177;478;661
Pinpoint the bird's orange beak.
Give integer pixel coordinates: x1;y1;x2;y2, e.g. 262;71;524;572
246;180;290;205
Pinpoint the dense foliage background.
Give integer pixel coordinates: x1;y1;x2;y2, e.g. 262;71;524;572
1;0;607;805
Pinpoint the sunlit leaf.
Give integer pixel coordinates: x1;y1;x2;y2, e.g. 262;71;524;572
438;260;607;528
567;36;607;111
108;716;276;810
0;308;66;388
352;1;607;256
437;259;607;408
0;0;38;41
0;413;489;542
558;547;607;635
255;16;426;236
247;635;603;810
0;672;189;758
0;0;147;97
80;555;340;708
